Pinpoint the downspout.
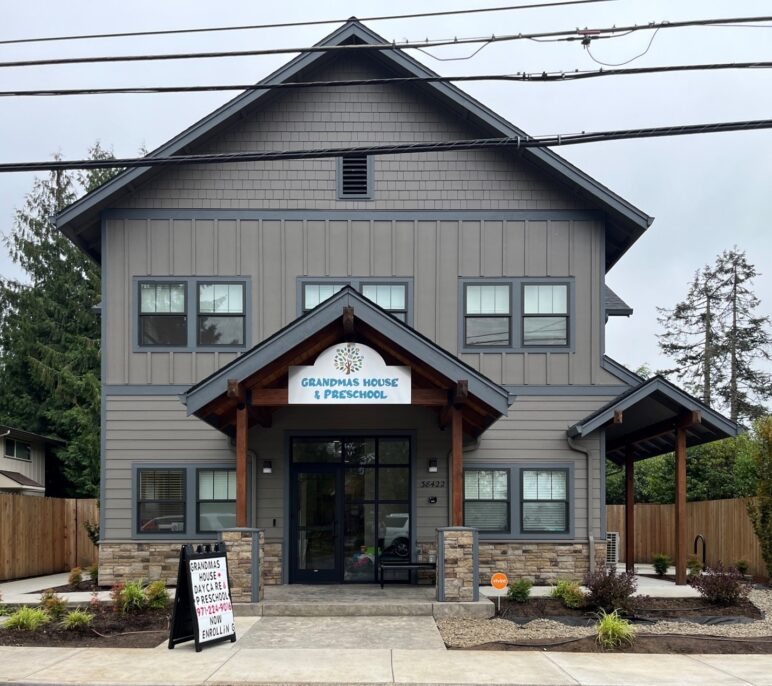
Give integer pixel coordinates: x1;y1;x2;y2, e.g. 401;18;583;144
567;435;596;574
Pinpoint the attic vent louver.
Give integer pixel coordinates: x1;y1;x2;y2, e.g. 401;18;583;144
338;154;371;199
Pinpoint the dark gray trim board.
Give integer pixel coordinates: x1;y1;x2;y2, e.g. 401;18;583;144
504;384;627;397
99;217;107;539
600;356;643;387
104;385;192;396
55;20;651;267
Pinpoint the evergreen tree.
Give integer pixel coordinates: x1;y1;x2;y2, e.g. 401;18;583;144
0;144;119;496
713;248;772;423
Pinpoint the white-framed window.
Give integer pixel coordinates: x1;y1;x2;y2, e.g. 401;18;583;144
521;469;569;533
522;284;569;346
3;438;31;461
197;282;246;346
138;282;187;346
197;469;237;533
463;468;510;533
463;283;511;347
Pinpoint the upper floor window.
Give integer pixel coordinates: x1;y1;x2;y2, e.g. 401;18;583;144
463;284;511;347
4;438;31;461
521;469;569;533
198;283;246;346
522;284;568;346
300;279;411;323
139;282;187;346
337;154;372;199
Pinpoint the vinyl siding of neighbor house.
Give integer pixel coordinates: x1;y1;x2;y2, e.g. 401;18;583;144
0;435;45;486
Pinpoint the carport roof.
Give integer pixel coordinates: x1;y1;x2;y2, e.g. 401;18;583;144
568;376;739;463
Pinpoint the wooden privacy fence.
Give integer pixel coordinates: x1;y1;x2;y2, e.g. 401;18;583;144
607;498;768;579
0;495;99;582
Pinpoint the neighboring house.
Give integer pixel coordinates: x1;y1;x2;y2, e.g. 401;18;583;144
55;20;737;587
0;426;64;496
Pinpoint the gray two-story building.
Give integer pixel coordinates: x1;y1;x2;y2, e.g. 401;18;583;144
56;20;737;589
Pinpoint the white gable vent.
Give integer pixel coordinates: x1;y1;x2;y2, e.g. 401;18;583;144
606;531;620;565
338;155;372;199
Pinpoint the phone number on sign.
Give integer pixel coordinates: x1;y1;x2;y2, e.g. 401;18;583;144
196;602;232;616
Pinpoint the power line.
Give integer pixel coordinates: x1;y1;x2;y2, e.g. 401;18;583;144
3;15;772;70
2;119;770;173
4;61;772;97
0;0;616;46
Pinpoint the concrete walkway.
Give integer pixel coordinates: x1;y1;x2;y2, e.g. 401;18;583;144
1;643;770;685
0;573;112;605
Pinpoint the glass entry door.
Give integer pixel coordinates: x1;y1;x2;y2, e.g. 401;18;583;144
290;465;340;583
289;437;411;584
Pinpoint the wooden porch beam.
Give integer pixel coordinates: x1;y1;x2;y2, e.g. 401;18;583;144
675;426;687;585
607;412;701;453
342;306;355;338
625;446;635;575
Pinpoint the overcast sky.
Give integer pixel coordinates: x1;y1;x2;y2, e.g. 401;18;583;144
1;0;770;377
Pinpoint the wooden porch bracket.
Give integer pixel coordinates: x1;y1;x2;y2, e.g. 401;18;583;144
614;410;624;424
342;306;355;339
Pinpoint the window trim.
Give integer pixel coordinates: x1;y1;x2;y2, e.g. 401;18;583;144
519;467;570;534
462;282;513;349
3;438;32;462
196;281;247;347
463;467;511;534
136;468;187;536
196;468;237;534
458;277;575;353
521;282;570;348
132;276;251;353
137;280;188;348
296;277;414;326
336;155;374;200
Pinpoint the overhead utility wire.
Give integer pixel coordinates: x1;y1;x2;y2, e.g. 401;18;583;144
3;15;772;70
2;119;770;173
0;0;616;46
5;62;772;97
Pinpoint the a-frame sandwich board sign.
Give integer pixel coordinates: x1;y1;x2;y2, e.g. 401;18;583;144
168;543;236;652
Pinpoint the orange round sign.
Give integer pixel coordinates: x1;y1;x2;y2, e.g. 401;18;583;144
490;572;509;590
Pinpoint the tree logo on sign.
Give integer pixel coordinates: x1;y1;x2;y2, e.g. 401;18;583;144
334;344;364;375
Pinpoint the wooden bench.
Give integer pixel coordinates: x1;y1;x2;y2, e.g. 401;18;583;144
379;560;436;588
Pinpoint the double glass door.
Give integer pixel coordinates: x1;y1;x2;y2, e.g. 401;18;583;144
289;437;411;584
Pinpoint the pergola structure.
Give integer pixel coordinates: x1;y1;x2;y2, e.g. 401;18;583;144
569;377;738;584
181;286;511;530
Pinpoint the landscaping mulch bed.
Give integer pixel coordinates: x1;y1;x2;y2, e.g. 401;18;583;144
51;579;101;593
0;608;170;648
497;596;762;621
461;634;772;654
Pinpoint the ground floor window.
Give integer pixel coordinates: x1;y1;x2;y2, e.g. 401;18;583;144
521;469;569;533
137;469;186;534
463;469;510;533
197;469;237;533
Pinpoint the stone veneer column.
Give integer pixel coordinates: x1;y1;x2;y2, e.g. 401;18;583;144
219;528;264;603
436;527;479;602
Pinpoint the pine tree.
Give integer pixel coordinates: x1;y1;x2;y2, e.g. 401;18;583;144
656;264;727;406
713;248;772;423
0;144;120;496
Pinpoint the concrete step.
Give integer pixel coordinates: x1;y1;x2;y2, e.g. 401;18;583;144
234;598;493;618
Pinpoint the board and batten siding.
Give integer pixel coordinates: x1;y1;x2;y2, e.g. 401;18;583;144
104;216;618;388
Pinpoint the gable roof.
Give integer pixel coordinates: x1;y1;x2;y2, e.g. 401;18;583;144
183;285;511;423
55;20;652;269
604;285;633;316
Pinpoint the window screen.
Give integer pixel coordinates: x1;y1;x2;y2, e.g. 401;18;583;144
197;283;246;346
522;284;568;346
521;469;569;533
137;469;186;534
464;284;511;346
464;469;510;532
139;282;187;346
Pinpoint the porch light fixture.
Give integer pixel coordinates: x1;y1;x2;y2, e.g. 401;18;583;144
262;460;273;475
427;458;438;473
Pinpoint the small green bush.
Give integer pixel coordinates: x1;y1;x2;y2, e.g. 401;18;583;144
119;580;147;614
144;580;170;610
4;606;50;631
60;608;94;631
689;563;750;605
596;609;634;649
652;553;672;577
583;566;637;611
40;589;67;619
87;563;99;583
507;578;533;603
687;555;703;577
550;580;585;609
736;560;750;576
68;567;83;587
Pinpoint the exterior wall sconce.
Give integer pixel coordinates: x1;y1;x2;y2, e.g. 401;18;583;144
427;458;438;473
262;460;273;474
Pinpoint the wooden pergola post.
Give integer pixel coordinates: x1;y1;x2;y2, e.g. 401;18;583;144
625;446;635;575
675;425;687;585
451;406;463;526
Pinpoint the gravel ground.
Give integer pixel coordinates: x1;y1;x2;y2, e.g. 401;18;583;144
437;587;772;648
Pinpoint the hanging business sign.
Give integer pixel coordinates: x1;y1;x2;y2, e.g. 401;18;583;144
288;342;411;404
168;544;236;652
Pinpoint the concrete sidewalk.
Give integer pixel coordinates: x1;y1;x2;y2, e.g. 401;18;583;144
1;643;771;685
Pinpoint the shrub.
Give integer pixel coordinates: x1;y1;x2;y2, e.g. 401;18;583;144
68;567;83;587
652;553;672;577
119;580;147;614
4;606;50;631
689;562;750;605
583;565;637;611
61;609;94;631
747;416;772;578
736;560;750;576
89;591;100;611
687;555;703;577
550;580;585;609
83;520;100;547
109;582;125;613
40;589;67;619
144;580;170;610
87;564;99;583
507;578;533;603
595;609;635;649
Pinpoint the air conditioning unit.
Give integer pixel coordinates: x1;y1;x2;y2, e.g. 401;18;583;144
606;532;620;565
